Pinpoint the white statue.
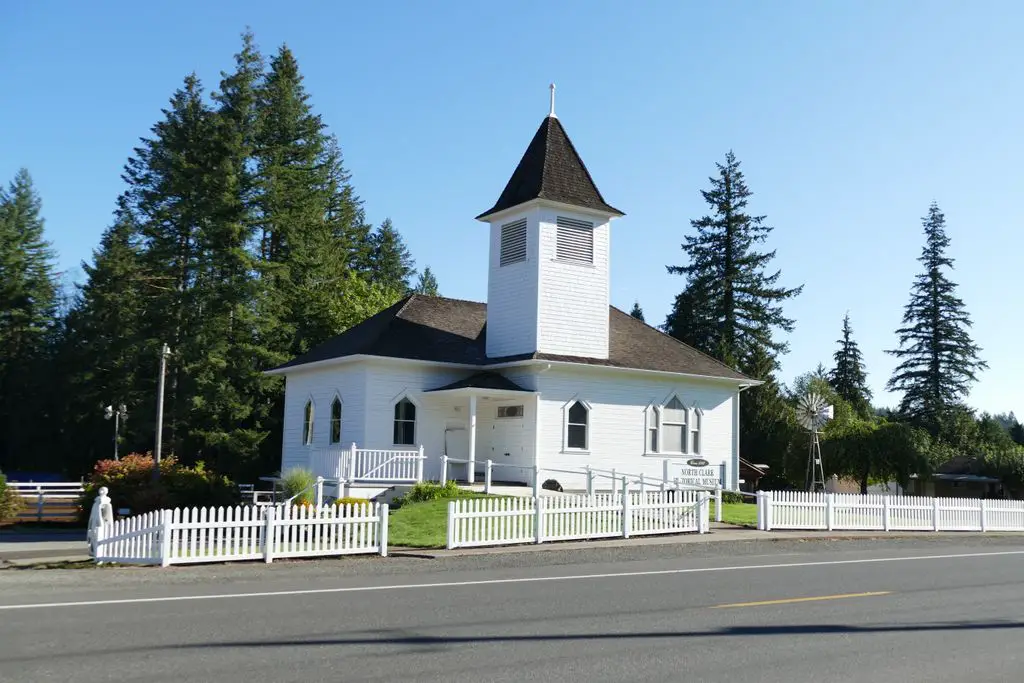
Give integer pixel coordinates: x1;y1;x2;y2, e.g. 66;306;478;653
87;486;114;557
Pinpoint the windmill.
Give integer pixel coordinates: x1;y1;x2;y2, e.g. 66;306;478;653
797;393;833;492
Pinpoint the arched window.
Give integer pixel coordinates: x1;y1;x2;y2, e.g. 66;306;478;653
661;396;687;453
393;398;416;445
646;404;659;453
690;407;702;455
330;396;342;444
566;401;589;450
302;400;314;446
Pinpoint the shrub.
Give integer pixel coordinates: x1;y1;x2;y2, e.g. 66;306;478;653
334;497;372;507
0;471;24;523
403;480;464;504
720;491;748;504
78;453;239;522
280;467;317;506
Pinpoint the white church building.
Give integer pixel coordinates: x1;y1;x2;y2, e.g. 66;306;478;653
267;94;757;493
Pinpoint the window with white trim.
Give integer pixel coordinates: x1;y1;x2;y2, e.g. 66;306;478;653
661;396;687;453
497;405;524;419
690;407;702;455
329;396;342;444
393;398;416;445
499;218;527;266
555;216;594;265
302;400;314;446
566;401;589;450
646;404;659;452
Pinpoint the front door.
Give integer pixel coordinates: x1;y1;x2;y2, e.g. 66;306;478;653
490;405;527;480
443;425;470;481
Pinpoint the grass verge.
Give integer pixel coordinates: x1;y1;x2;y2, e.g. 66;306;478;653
389;494;498;548
713;501;758;527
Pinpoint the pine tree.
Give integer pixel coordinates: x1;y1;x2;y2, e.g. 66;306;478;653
369;218;416;293
629;301;645;322
414;266;439;296
0;169;59;470
886;202;987;437
830;313;872;415
665;151;802;371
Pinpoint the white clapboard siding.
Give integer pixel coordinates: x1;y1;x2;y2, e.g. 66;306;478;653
94;503;388;566
758;491;1024;533
447;491;709;549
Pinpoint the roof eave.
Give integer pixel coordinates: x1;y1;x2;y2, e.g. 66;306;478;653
476;197;625;223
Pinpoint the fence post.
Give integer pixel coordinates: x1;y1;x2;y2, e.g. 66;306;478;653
416;446;425;482
714;487;723;523
883;495;891;532
36;486;44;523
622;478;632;539
639;473;646;494
826;493;834;531
485;459;493;495
315;477;324;508
932;497;940;532
159;509;173;567
535;496;545;544
765;491;774;531
700;492;711;534
264;506;277;564
980;499;988;533
586;465;594;496
755;491;764;530
611;468;617;493
533;465;541;497
348;443;358;482
662;459;670;488
379;504;390;557
441;455;448;484
446;500;457;550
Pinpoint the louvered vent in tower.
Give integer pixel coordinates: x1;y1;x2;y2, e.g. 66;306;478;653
499;218;528;266
556;216;594;264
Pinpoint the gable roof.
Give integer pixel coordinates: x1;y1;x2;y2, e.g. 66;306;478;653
427;372;531;393
270;294;749;382
476;115;624;221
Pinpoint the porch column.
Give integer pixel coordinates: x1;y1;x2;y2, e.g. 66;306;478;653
468;394;477;485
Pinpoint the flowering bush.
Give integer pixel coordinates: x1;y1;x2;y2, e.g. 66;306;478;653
78;453;239;522
0;470;23;523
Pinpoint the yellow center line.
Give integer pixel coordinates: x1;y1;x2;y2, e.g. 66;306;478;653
710;591;892;609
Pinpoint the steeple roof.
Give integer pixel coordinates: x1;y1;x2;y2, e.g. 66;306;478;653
476;115;624;221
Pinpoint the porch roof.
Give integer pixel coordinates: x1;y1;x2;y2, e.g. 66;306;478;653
425;371;533;396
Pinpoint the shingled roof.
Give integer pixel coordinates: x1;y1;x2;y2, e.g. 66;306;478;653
475;115;624;220
270;295;749;382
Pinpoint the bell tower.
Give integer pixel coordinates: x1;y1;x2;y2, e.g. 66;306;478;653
476;86;624;360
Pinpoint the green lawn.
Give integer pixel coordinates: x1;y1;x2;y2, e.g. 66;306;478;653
713;501;758;527
388;495;495;548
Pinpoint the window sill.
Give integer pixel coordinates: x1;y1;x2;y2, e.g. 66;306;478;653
561;449;591;455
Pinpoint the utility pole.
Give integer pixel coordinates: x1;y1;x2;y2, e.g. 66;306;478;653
104;404;128;461
153;343;171;481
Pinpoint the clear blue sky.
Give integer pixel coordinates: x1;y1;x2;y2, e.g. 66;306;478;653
2;1;1021;417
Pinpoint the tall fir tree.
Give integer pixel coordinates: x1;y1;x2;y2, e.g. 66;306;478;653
665;151;802;372
0;169;59;470
829;313;872;415
886;202;987;437
369;218;416;293
629;301;645;322
414;266;439;296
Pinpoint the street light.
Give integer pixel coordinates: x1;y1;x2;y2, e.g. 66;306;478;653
103;403;128;461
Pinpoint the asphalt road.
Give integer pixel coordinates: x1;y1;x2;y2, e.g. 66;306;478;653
2;536;1024;682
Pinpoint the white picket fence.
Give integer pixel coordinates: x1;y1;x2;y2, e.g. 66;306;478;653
447;490;710;549
8;481;84;522
756;491;1024;532
93;503;389;566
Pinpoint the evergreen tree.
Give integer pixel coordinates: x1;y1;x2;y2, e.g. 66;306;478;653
629;301;645;322
829;313;872;415
0;169;59;470
369;218;415;293
665;151;802;372
886;202;987;437
414;266;439;296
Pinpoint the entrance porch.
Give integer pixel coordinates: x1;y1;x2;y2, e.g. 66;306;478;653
422;372;537;485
